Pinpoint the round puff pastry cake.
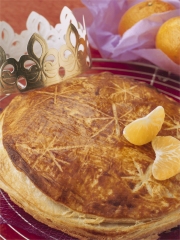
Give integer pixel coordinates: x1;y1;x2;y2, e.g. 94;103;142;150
0;72;180;239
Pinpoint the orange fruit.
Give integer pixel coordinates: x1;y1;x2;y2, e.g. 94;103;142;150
156;16;180;65
123;106;165;145
152;136;180;180
118;0;175;36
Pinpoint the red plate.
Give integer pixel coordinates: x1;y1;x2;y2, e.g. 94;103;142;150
0;59;180;239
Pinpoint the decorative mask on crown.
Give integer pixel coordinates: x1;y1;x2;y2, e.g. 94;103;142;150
0;7;92;95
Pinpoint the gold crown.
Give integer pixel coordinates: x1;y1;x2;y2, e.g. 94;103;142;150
0;9;91;96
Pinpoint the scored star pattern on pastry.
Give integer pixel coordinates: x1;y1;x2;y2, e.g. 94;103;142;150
109;81;142;102
121;161;173;198
36;80;136;138
121;161;153;195
15;136;75;172
164;112;180;139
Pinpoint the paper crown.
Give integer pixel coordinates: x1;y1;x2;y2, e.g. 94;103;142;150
0;7;91;95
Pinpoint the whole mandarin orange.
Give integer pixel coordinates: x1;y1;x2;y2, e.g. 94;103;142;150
156;16;180;65
118;0;175;36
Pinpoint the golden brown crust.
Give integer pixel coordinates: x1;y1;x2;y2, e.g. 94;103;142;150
2;72;180;220
0;144;179;240
0;72;180;239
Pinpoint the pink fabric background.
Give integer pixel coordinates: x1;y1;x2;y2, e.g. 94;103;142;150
73;0;180;75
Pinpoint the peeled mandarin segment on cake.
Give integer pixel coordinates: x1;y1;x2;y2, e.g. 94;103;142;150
123;106;165;145
152;136;180;180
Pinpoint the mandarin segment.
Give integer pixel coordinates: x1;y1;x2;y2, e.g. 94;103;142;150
152;136;180;180
123;106;165;145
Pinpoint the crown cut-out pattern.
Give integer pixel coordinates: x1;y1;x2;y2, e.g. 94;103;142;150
0;8;91;95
